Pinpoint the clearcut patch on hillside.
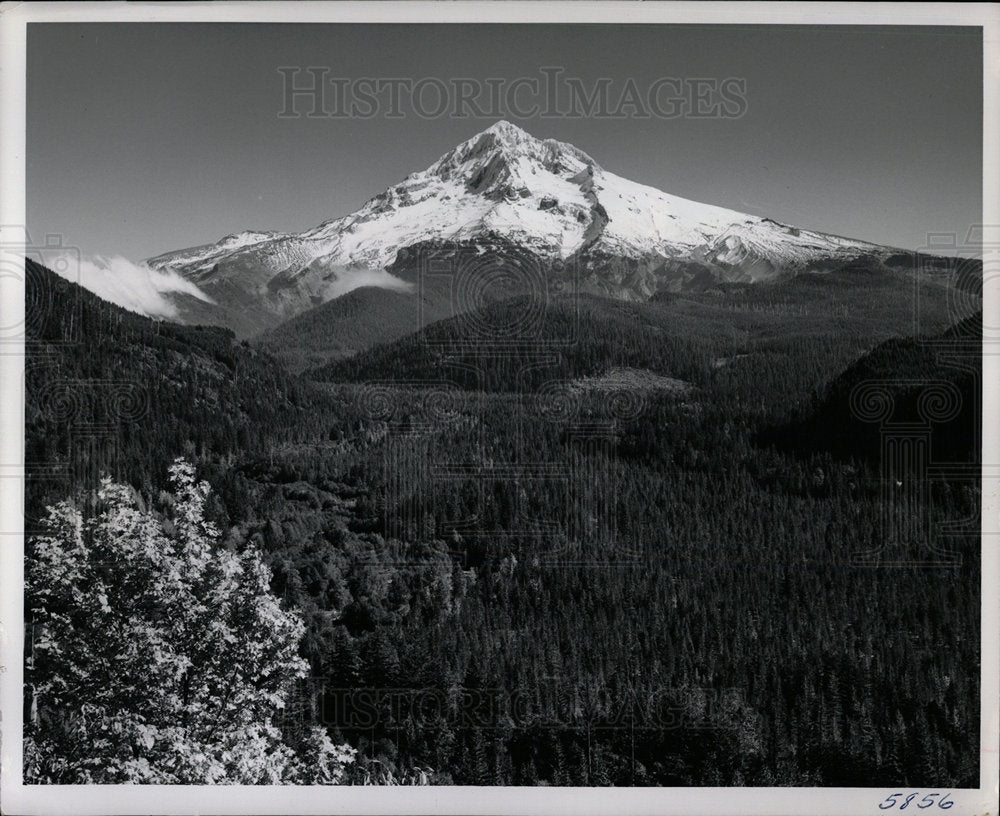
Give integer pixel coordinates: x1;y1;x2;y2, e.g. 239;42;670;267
568;366;692;395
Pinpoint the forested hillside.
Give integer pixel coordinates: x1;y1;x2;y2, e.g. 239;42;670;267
763;313;980;466
315;266;965;422
24;258;320;522
24;258;981;786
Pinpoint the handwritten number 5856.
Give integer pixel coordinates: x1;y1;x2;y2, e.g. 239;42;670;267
878;792;953;810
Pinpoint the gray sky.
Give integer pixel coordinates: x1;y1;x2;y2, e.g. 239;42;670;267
27;23;982;260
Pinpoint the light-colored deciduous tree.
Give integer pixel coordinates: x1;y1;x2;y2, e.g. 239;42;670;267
24;458;355;784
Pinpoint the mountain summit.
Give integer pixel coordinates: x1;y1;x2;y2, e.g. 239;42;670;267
428;120;602;191
145;120;898;333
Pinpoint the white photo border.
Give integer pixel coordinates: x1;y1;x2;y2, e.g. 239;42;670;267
1;2;997;814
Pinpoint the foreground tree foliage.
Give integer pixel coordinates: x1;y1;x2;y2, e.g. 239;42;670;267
24;459;356;784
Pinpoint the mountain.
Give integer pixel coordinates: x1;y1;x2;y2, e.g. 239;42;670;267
145;120;910;338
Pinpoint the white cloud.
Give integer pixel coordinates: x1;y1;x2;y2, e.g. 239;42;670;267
323;267;415;301
49;254;215;319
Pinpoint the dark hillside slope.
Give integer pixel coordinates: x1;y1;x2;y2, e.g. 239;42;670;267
24;258;317;521
254;237;566;372
760;313;981;466
311;266;971;423
255;286;443;373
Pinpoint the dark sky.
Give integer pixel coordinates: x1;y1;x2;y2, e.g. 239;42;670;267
27;23;983;260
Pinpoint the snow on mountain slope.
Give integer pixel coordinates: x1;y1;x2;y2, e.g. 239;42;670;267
148;230;286;276
144;120;894;331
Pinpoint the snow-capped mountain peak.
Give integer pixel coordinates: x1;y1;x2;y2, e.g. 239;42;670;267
288;120;611;265
144;120;896;333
